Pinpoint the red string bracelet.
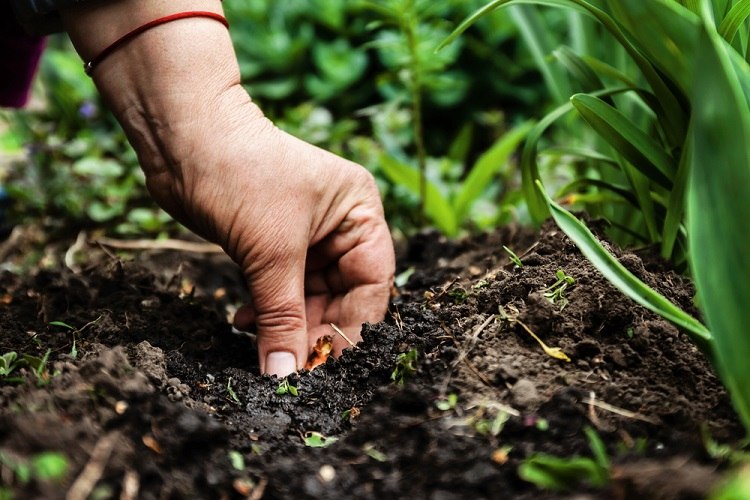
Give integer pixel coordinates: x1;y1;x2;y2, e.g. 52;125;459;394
84;11;229;76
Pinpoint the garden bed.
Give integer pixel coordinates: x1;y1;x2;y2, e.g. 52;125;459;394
0;221;741;499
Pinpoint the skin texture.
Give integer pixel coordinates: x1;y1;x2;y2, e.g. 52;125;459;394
59;0;395;377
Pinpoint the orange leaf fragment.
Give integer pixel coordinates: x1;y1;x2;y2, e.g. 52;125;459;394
304;335;333;371
142;434;162;454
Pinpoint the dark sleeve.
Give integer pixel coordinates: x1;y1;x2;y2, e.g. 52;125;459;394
1;2;46;108
10;0;91;34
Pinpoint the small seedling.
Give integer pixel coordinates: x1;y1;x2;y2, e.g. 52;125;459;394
228;450;245;471
543;270;576;310
0;451;68;485
474;411;510;437
518;426;609;491
391;348;418;385
448;287;469;304
20;349;60;387
341;407;360;423
226;377;241;404
303;431;338;448
69;340;78;360
503;245;523;267
276;378;299;396
49;321;74;330
0;352;21;378
436;393;458;411
363;443;388;462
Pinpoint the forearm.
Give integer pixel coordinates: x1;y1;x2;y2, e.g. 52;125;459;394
59;0;258;177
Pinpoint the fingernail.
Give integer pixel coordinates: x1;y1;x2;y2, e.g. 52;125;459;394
265;351;297;377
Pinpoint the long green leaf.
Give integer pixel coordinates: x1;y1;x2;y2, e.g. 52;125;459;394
509;5;571;103
688;24;750;432
571;94;676;188
719;0;750;43
522;87;631;224
537;181;713;355
380;155;458;236
607;0;700;95
453;121;533;221
660;128;692;260
553;46;607;95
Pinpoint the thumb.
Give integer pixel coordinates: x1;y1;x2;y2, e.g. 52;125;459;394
248;257;308;378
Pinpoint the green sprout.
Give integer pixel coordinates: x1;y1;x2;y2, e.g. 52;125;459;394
391;348;418;385
503;245;524;268
0;352;21;378
226;377;241;404
519;427;610;491
228;450;245;471
436;393;458;411
303;431;338;448
0;451;68;485
448;287;469;304
276;378;299;396
543;270;576;310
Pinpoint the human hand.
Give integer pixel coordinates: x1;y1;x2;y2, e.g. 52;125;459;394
60;0;395;377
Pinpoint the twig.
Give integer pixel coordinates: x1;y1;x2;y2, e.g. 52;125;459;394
440;322;497;391
330;323;356;348
499;305;571;362
66;432;119;500
93;237;224;254
120;469;140;500
582;393;659;425
64;230;88;273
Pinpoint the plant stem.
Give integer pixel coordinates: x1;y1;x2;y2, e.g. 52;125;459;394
403;8;428;224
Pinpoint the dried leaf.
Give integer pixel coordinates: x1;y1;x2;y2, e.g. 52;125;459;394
304;335;333;371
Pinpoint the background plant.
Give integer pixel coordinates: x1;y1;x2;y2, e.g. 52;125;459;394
443;0;750;433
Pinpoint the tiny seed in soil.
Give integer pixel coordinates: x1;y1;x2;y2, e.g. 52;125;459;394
318;464;336;483
115;401;128;414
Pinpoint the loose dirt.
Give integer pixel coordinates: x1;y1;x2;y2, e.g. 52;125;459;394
0;222;741;499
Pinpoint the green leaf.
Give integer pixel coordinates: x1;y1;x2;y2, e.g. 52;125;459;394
31;452;68;481
570;93;676;188
719;0;750;43
519;454;607;491
521;87;631;224
509;5;571;103
49;321;74;330
660;131;692;260
688;24;750;431
228;450;245;471
553;46;605;93
536;181;713;355
439;0;686;146
303;432;338;448
379;154;458;235
453;121;532;221
607;0;700;95
72;157;124;178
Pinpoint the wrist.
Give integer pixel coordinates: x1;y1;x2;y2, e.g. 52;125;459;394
60;0;247;175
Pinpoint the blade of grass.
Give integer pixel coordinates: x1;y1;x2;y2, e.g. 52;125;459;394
570;93;676;188
536;181;713;355
660;127;692;260
453;121;533;221
688;24;750;432
607;0;699;95
380;154;458;236
719;0;750;43
521;87;631;224
509;4;571;103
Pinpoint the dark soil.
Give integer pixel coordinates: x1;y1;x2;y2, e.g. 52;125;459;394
0;221;742;499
